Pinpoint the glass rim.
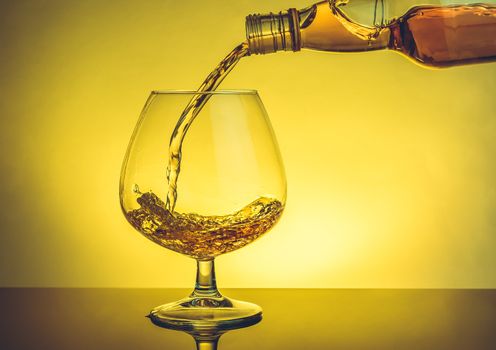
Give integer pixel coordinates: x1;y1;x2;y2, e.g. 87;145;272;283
151;89;258;95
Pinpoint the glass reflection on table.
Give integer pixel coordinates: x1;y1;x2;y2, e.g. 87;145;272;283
149;311;261;350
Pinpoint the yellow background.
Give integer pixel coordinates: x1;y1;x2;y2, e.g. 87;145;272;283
0;0;495;287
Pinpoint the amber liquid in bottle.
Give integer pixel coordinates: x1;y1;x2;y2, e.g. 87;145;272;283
389;4;496;67
248;1;496;68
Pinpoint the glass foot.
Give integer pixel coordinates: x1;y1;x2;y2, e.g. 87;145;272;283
149;295;262;331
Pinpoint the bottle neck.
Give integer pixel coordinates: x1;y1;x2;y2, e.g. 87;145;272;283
246;9;301;54
246;1;392;55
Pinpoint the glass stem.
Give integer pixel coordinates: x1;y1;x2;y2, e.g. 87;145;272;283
195;337;220;350
192;259;221;298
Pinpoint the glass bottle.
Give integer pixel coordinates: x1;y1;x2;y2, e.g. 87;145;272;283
245;0;496;67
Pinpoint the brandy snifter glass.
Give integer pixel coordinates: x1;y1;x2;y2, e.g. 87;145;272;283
120;90;286;329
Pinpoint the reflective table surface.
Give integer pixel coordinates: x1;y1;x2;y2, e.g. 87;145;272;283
1;288;495;349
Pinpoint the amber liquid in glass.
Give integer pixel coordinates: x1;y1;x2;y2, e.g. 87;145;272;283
126;192;283;259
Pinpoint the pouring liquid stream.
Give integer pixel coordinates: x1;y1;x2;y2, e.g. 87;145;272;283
165;42;250;212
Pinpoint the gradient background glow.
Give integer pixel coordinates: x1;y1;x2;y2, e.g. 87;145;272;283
0;0;495;288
